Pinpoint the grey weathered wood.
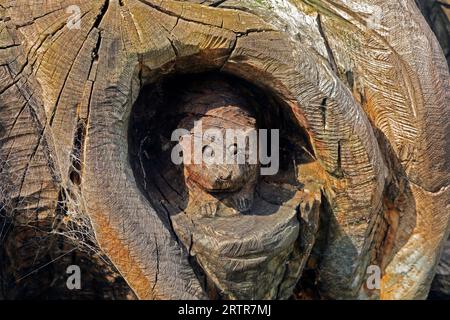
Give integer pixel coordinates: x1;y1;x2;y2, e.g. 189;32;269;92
0;0;448;300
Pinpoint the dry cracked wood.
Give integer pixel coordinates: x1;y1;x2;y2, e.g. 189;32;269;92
416;0;450;66
0;0;448;299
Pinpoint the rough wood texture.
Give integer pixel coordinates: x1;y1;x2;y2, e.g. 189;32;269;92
0;0;448;300
416;0;450;66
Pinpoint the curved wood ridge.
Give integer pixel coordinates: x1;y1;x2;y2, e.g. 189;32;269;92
0;0;448;299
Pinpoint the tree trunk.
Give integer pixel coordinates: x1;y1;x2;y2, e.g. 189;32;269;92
0;0;448;300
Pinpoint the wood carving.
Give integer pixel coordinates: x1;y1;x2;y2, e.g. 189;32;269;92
0;0;449;300
175;80;259;216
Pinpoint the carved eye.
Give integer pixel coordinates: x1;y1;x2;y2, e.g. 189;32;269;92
203;145;214;158
228;144;238;155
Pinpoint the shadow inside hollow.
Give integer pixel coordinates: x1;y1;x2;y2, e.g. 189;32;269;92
128;72;316;299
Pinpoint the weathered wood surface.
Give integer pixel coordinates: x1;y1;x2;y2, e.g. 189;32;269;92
416;0;450;300
0;0;448;299
416;0;450;66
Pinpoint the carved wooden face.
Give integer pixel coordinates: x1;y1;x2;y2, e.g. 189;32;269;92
181;125;259;193
165;79;319;299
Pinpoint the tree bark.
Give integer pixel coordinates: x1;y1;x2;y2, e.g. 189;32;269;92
0;0;448;300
